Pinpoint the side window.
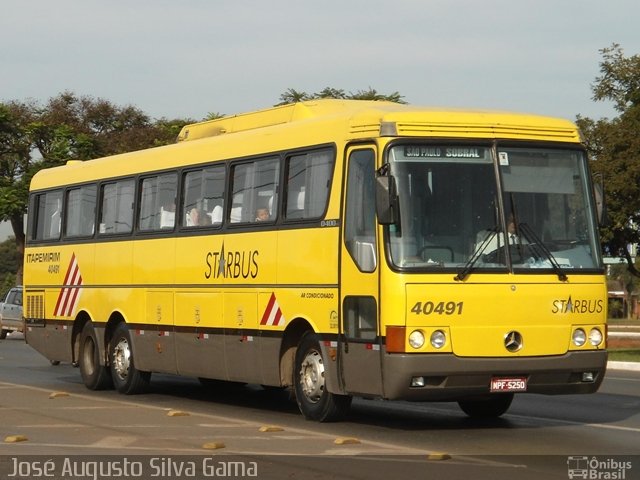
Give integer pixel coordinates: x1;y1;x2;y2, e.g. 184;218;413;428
285;149;334;220
31;190;63;241
6;289;21;306
98;179;135;235
139;173;178;231
343;296;377;341
65;185;97;238
344;149;377;272
183;165;225;228
230;157;279;224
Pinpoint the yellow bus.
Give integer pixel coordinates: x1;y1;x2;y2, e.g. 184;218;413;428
23;100;607;421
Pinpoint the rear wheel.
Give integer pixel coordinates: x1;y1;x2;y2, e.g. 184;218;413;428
109;323;150;394
294;332;351;422
79;322;112;390
458;394;514;418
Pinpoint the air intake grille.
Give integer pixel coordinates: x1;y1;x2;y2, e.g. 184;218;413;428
26;292;45;320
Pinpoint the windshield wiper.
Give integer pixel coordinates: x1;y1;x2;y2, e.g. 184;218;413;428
454;227;498;282
518;223;568;281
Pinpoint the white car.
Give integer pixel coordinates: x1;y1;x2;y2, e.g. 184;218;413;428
0;286;23;339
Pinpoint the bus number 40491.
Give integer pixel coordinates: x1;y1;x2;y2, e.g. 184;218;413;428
411;301;463;316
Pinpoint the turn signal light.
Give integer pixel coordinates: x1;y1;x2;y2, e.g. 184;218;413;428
386;326;406;353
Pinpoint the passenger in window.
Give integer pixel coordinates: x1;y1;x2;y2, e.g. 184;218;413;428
160;202;176;228
188;207;211;226
255;208;270;222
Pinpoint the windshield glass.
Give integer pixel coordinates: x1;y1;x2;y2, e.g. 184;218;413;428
386;144;601;273
499;147;600;271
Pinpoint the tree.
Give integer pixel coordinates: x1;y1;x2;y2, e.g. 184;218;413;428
0;101;38;276
277;86;406;106
0;92;191;283
0;237;19;298
576;44;640;275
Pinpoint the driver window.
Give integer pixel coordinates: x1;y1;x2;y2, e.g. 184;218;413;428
344;149;376;272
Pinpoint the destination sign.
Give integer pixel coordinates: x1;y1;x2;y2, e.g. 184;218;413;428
404;146;486;159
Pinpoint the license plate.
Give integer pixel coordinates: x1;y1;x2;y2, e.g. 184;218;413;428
490;377;528;392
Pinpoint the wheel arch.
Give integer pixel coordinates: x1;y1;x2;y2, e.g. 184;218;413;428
72;309;129;367
279;317;314;387
103;311;127;363
278;317;343;395
71;310;92;365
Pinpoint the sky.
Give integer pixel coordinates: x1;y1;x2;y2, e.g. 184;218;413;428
1;1;640;123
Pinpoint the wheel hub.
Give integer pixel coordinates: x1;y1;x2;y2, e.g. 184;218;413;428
299;349;325;403
112;338;131;380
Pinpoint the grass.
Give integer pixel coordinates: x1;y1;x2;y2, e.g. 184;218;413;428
608;349;640;362
607;317;640;326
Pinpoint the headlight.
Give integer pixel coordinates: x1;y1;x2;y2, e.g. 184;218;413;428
408;330;425;349
589;328;603;346
572;328;586;347
430;330;446;349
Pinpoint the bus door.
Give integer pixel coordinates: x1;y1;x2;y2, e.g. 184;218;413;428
339;147;383;397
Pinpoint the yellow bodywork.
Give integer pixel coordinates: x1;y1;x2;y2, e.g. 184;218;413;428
398;275;606;356
23;100;605;397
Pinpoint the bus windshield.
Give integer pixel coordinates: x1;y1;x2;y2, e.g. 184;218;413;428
386;144;602;273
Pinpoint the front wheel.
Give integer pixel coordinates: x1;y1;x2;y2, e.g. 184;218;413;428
458;393;514;418
293;333;351;422
109;323;150;394
79;322;112;390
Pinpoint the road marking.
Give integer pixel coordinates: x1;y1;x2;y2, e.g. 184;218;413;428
503;412;640;434
584;423;640;433
0;381;432;455
55;405;141;410
15;424;87;428
605;376;640;383
0;441;210;453
90;436;138;448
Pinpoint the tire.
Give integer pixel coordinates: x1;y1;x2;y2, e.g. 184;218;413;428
293;332;351;422
109;323;150;394
0;329;8;340
78;322;113;390
458;393;514;418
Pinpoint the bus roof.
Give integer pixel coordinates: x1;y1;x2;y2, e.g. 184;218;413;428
30;100;582;190
177;99;580;143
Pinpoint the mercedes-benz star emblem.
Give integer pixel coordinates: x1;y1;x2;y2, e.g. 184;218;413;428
504;331;523;352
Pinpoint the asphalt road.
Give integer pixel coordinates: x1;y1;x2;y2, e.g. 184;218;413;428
1;332;639;479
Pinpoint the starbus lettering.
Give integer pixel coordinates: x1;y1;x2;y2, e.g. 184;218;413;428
551;295;604;314
205;242;259;280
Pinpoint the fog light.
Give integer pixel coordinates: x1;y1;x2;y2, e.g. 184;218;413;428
411;376;425;387
409;330;425;349
582;372;595;383
589;328;603;347
430;330;446;349
572;328;586;347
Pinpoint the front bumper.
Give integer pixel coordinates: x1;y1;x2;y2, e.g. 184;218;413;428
382;350;607;401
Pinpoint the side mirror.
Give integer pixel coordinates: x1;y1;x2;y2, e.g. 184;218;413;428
592;174;608;226
375;173;399;225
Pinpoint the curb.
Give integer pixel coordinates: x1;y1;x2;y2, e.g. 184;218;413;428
607;361;640;372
